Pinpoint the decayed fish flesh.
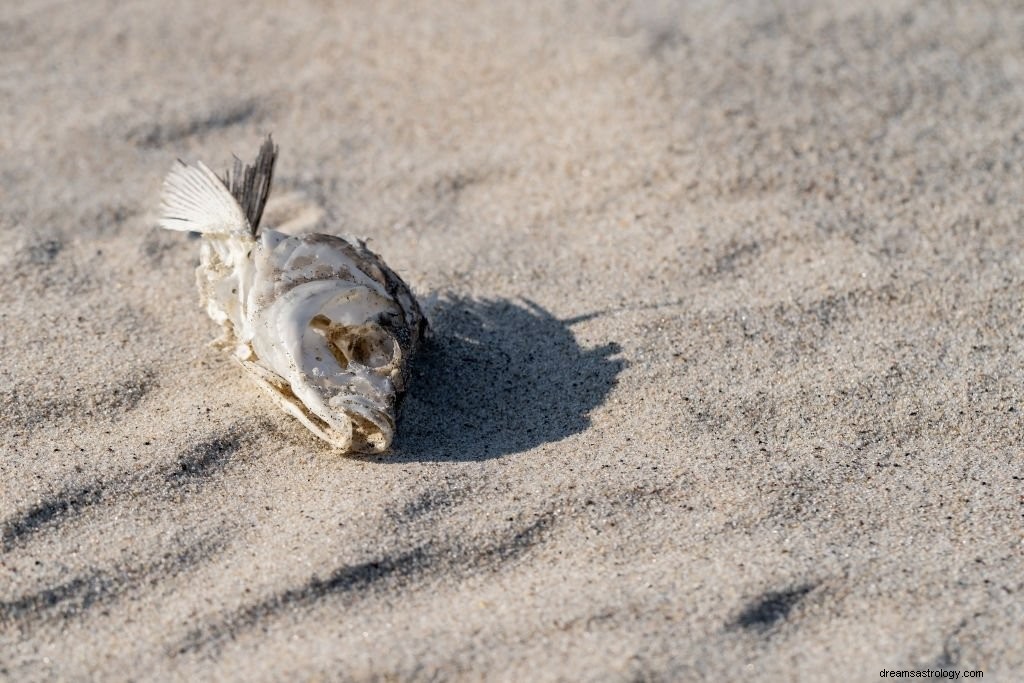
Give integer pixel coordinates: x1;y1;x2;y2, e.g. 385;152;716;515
157;137;428;453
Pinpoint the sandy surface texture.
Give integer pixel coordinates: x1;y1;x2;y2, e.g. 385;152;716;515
1;0;1022;680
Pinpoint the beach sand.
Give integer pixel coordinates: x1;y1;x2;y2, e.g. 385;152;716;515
1;1;1022;680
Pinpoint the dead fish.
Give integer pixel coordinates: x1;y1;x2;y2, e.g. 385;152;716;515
158;137;428;453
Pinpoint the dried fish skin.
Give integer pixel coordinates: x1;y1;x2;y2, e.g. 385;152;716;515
241;230;427;452
158;138;427;453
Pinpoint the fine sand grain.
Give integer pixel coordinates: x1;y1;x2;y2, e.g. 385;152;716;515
1;1;1022;680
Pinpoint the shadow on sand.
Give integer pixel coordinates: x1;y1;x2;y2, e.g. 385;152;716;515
389;297;625;461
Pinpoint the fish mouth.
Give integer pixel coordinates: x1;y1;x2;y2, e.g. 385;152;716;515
240;359;395;453
292;396;394;454
329;396;395;453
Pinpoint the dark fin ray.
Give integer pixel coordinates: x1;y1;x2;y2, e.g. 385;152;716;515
221;135;278;236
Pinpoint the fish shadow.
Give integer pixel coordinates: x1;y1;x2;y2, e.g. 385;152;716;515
391;297;625;461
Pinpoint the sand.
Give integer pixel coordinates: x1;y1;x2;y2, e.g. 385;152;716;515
1;0;1022;680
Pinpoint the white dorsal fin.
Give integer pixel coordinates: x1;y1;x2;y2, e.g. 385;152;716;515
159;160;249;234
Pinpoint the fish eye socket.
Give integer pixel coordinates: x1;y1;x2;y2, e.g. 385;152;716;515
310;317;397;369
341;324;397;368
